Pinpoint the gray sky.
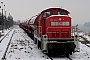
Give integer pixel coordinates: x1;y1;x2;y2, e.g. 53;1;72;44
0;0;90;25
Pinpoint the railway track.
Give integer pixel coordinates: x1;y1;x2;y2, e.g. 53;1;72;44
1;30;15;60
48;56;72;60
0;29;13;43
46;54;72;60
79;36;90;47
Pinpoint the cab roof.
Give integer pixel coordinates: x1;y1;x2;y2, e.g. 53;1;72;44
41;7;70;14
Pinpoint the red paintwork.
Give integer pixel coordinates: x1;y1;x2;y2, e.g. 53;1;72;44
36;8;72;39
45;16;71;38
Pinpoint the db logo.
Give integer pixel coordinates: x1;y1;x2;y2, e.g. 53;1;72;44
58;22;62;25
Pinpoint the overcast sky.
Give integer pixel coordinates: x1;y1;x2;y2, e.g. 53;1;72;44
0;0;90;25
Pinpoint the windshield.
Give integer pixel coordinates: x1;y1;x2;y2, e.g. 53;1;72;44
58;11;67;15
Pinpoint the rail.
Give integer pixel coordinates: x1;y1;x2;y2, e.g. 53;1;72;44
0;29;13;43
1;30;15;60
46;53;72;60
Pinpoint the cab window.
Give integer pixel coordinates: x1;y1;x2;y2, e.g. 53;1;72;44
43;11;52;17
58;11;67;15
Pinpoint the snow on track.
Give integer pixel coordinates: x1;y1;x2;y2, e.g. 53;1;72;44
0;28;15;59
69;42;90;60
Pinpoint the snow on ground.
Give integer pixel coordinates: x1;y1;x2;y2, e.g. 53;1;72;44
78;31;90;46
83;35;90;41
70;42;90;60
0;25;90;60
78;31;90;41
5;26;50;60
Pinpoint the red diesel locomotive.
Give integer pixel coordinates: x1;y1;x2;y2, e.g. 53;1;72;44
20;7;77;55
